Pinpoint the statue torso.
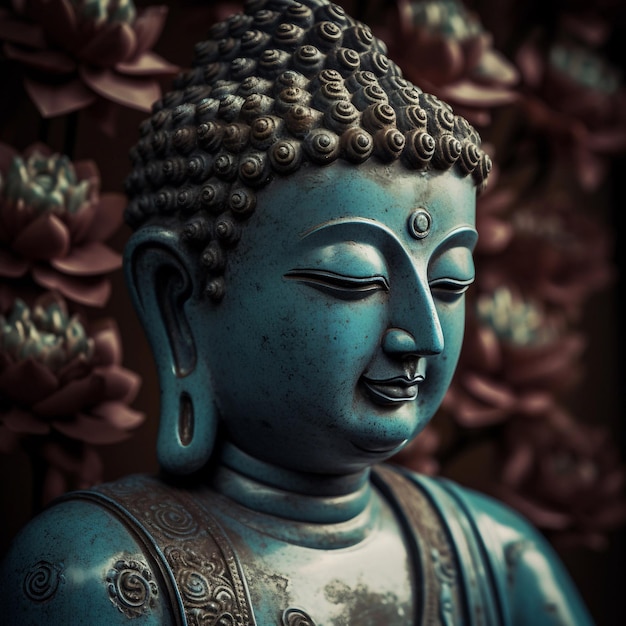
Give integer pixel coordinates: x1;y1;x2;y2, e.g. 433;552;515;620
1;461;595;625
81;464;472;626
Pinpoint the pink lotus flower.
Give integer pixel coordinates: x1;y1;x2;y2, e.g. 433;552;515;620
0;0;177;130
487;408;626;550
477;195;614;313
443;288;585;428
373;0;519;126
0;142;124;307
516;27;626;190
0;291;144;448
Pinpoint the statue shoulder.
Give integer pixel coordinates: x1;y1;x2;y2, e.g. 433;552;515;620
0;478;177;625
415;473;595;626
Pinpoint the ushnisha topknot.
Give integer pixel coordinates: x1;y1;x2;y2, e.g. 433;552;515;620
124;0;491;301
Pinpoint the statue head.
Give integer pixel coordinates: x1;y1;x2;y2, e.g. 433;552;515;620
123;0;491;476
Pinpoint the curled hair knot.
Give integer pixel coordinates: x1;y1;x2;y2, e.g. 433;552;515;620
285;105;322;136
325;100;359;132
250;115;284;149
304;127;341;163
201;241;226;271
273;22;306;49
374;128;406;162
341;127;374;163
215;214;242;244
404;130;436;167
269;139;303;174
223;123;251;152
200;181;228;214
183;217;212;245
434;134;462;167
362;102;396;132
197;121;224;153
239;152;271;187
229;186;258;216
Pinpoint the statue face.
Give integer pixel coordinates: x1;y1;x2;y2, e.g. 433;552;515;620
194;161;477;474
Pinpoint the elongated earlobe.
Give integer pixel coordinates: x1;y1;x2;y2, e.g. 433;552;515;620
125;227;217;474
156;361;217;474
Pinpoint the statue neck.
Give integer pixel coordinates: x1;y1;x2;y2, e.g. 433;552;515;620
210;441;376;540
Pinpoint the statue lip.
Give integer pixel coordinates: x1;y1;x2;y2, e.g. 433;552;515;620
352;439;408;454
360;374;424;406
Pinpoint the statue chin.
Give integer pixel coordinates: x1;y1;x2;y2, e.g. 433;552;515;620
0;0;595;624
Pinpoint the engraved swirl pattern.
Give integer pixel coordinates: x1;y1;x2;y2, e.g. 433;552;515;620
23;560;64;602
148;501;199;538
168;546;242;624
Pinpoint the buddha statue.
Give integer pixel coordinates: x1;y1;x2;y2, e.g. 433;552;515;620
0;0;594;624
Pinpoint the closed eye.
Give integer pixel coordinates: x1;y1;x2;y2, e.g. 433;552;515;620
430;277;474;302
284;269;389;300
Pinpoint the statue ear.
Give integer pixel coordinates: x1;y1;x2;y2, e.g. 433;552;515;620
124;226;217;475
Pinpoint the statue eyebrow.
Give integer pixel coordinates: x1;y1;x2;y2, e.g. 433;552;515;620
299;218;477;252
299;217;382;239
430;227;479;256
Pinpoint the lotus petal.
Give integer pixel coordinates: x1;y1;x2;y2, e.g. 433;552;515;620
54;412;132;444
51;241;122;275
0;358;59;405
24;77;96;117
33;265;111;306
56;354;92;386
65;201;96;243
72;159;100;184
3;407;50;434
92;321;122;365
116;51;178;76
32;372;106;417
95;365;141;402
31;0;78;49
132;5;168;57
80;66;160;111
516;392;554;416
4;42;75;73
79;21;136;67
455;396;509;427
91;401;144;430
501;442;534;486
461;371;516;408
474;49;519;86
439;80;518;107
12;212;70;260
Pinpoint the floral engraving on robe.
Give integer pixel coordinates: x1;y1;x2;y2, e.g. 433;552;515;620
106;555;158;618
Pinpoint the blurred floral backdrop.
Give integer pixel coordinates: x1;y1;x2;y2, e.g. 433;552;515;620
1;0;625;623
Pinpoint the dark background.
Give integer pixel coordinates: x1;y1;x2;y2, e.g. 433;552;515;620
1;0;625;623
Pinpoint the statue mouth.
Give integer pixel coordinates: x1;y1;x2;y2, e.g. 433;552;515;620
352;439;408;454
361;374;424;406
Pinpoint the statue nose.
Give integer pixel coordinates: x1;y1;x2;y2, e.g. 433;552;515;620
382;328;419;356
